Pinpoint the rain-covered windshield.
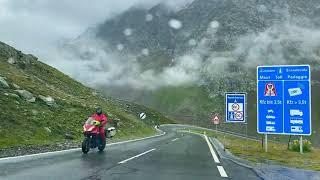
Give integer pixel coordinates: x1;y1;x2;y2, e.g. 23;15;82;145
0;0;319;180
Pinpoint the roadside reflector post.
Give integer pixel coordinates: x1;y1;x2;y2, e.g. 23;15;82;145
300;136;303;154
264;134;268;152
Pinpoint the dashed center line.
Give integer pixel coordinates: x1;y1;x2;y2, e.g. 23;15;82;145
118;148;156;164
171;138;179;142
217;166;228;178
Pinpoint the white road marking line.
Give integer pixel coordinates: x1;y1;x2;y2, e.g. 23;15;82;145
171;138;179;142
0;129;165;162
118;148;156;164
204;135;220;163
217;166;228;178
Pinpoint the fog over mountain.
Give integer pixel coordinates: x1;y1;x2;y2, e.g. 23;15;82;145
53;0;320;93
1;0;320;138
0;0;192;66
1;0;319;90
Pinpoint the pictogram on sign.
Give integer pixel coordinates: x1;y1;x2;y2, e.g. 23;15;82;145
264;83;277;96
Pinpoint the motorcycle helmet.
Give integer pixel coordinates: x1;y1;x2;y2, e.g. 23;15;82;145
95;106;102;115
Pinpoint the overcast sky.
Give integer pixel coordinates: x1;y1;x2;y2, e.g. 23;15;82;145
1;0;318;90
0;0;192;59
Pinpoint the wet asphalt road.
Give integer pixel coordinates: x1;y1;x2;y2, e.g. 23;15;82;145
0;125;260;180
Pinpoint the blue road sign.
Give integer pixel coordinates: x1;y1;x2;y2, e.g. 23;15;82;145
257;65;311;135
226;93;246;123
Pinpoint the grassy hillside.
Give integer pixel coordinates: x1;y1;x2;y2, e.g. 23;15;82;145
0;41;174;149
146;86;221;125
126;83;320;147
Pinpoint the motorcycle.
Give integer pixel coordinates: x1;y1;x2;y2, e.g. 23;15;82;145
82;117;106;154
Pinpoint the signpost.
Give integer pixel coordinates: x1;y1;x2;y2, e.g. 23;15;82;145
212;115;220;125
226;93;247;150
139;112;147;120
226;93;246;123
257;65;311;153
212;114;220;133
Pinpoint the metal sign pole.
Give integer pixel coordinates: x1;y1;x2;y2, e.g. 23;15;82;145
245;122;248;150
245;97;248;150
215;124;218;138
265;134;268;152
287;135;292;150
223;121;226;151
300;136;303;154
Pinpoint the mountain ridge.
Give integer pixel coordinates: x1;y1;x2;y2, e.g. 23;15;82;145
62;0;320;145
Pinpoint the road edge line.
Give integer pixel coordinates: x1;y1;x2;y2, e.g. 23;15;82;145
204;135;220;163
209;137;265;180
0;127;166;162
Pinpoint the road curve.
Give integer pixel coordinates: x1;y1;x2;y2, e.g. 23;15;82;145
0;125;259;180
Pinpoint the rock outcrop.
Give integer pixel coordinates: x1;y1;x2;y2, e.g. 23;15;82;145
0;76;9;88
7;57;16;64
38;95;55;106
14;90;36;103
12;83;20;89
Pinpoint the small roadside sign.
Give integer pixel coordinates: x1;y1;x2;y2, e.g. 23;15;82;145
212;115;220;125
139;112;146;120
226;93;246;123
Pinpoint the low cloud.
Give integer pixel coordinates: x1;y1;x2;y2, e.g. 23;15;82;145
55;33;202;90
0;0;320;91
54;15;320;90
0;0;194;59
234;22;320;69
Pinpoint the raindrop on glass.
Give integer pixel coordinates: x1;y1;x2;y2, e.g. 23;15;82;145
123;28;132;36
188;39;197;46
210;21;219;29
145;14;153;22
117;44;124;51
142;48;149;56
168;19;183;30
257;5;268;13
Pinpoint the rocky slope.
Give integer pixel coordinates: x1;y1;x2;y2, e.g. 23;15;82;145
0;41;173;151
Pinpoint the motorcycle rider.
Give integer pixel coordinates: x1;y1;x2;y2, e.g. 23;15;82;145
91;106;108;140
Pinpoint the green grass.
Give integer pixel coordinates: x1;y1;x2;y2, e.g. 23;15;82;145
145;86;222;126
0;42;174;149
185;129;320;171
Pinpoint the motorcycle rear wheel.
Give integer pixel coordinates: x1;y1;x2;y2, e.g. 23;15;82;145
98;138;106;152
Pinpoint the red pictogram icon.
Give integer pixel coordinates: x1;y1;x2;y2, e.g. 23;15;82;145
264;83;277;96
